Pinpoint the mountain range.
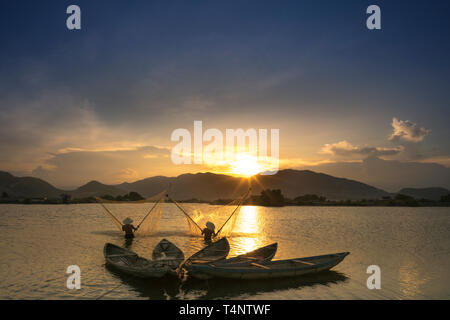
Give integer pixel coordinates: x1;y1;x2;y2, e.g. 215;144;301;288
298;155;450;192
397;187;450;201
0;170;448;201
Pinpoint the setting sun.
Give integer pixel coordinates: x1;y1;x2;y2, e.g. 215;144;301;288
230;154;263;177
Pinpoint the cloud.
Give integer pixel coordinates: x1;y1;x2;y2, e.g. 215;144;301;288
29;145;229;188
389;117;430;143
321;140;403;157
31;146;173;188
0;88;179;174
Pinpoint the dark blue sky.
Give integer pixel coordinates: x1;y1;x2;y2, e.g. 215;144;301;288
0;0;449;185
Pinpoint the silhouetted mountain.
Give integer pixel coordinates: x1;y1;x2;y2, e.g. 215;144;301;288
298;155;450;192
118;172;250;200
398;187;450;201
71;180;125;198
0;171;63;198
251;170;390;200
118;176;174;198
3;169;448;202
118;169;390;201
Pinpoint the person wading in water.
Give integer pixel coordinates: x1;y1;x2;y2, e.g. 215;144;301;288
122;217;138;238
201;221;216;243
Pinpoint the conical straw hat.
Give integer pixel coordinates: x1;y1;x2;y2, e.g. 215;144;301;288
123;217;133;224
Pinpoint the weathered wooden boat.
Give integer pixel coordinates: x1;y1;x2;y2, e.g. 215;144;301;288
104;243;170;278
216;243;278;265
181;237;230;271
187;243;278;279
186;252;350;280
152;238;185;271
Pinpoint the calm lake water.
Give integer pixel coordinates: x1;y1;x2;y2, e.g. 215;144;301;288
0;204;449;300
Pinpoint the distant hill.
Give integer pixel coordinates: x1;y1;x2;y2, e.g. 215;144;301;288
4;169;449;202
70;180;126;198
118;169;391;201
0;171;63;198
252;169;390;200
398;187;450;201
299;155;450;192
118;176;175;198
0;172;125;199
118;172;249;200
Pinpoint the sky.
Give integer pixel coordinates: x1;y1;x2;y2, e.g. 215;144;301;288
0;0;449;189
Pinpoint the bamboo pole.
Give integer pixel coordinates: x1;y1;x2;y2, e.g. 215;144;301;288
95;197;123;230
215;188;251;237
168;196;203;233
136;193;165;230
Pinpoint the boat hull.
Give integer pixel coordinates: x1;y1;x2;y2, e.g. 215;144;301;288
104;243;170;278
179;237;230;277
182;237;230;265
188;252;349;280
105;261;169;278
188;243;278;279
152;238;185;271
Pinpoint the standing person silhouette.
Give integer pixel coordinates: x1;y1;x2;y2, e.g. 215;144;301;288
201;221;216;243
122;217;138;239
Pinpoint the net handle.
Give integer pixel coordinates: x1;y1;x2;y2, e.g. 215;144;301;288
168;196;203;233
215;188;251;237
136;191;166;229
95;197;123;230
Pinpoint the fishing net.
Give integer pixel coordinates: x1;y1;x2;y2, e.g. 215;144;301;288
136;197;165;235
96;200;123;231
186;211;203;236
170;200;204;236
215;200;242;237
96;189;167;236
171;191;249;238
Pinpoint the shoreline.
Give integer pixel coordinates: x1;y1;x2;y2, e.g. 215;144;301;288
1;201;449;208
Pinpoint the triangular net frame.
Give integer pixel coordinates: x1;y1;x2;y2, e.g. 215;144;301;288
169;189;250;238
95;189;167;235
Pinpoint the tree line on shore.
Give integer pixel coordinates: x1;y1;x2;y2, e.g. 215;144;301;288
212;189;450;207
1;189;450;207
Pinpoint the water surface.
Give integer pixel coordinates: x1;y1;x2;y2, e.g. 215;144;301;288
0;204;449;299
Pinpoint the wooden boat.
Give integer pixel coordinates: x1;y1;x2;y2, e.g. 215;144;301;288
181;237;230;270
215;243;278;265
187;243;278;279
104;243;170;278
186;252;350;280
152;238;185;270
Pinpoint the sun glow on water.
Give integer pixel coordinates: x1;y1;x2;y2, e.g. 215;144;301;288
235;206;259;234
230;206;264;255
